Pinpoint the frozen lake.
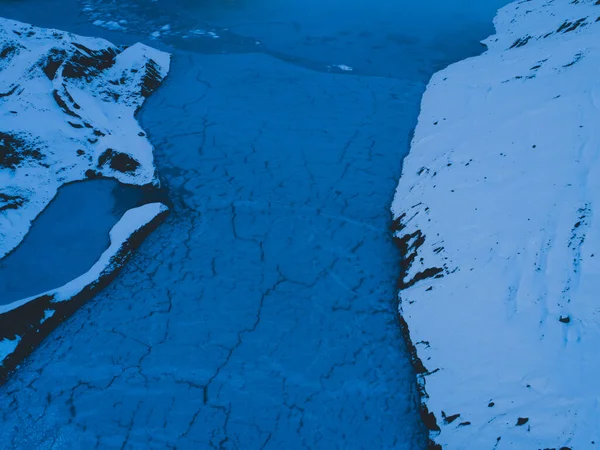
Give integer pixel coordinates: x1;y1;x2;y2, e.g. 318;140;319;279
0;180;143;305
0;0;509;448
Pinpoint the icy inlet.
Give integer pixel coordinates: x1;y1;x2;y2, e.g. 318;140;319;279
0;17;169;378
392;0;600;448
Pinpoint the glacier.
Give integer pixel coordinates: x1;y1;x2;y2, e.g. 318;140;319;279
392;0;600;448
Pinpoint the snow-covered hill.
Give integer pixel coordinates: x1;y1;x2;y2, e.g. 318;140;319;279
0;17;170;259
392;0;600;448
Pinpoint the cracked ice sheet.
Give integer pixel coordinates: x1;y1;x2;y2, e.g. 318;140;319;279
0;50;427;449
392;0;600;448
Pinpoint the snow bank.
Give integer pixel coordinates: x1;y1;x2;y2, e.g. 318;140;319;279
392;0;600;448
0;17;170;259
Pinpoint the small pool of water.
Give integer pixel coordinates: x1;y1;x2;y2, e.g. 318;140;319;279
0;179;144;305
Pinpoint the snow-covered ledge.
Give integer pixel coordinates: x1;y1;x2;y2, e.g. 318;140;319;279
0;17;170;259
392;0;600;448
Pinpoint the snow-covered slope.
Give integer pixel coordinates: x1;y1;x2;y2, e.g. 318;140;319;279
0;17;170;258
392;0;600;448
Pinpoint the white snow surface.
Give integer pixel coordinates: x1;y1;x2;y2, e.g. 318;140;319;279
0;202;168;315
0;17;170;259
392;0;600;448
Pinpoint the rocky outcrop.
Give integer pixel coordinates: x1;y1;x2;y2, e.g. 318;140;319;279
392;0;600;448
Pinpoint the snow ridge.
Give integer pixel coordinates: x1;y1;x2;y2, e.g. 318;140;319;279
392;0;600;448
0;17;170;258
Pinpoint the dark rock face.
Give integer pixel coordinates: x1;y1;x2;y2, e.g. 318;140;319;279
140;59;162;98
40;47;67;79
61;43;118;80
0;42;22;67
0;132;43;169
392;214;446;291
0;193;25;212
98;149;140;173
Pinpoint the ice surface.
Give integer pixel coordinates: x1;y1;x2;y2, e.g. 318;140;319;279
0;179;144;304
392;0;600;448
0;17;170;259
0;49;429;450
0;0;512;447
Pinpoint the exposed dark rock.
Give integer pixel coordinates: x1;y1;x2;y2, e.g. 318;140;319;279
52;89;81;118
421;408;441;432
40;48;67;80
391;213;406;233
0;43;21;62
140;59;162;98
510;35;531;49
0;193;25;212
392;224;445;290
516;417;529;426
84;168;99;179
442;412;460;424
97;149;140;173
61;43;117;80
390;211;450;446
0;85;18;98
557;18;587;33
0;132;43;169
402;267;444;289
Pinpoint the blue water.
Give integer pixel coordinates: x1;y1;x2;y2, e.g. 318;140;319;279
0;0;509;448
0;180;142;305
